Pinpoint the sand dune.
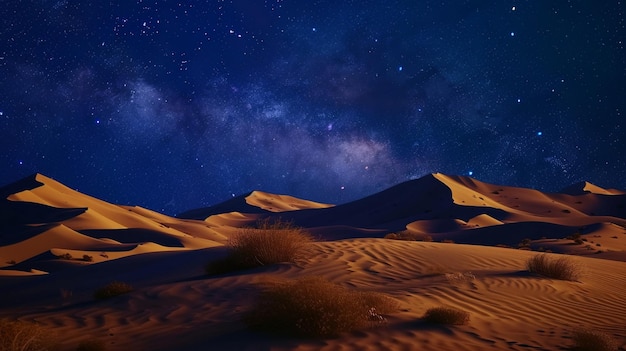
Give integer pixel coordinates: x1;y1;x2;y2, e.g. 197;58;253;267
1;240;625;350
178;190;333;219
0;174;222;274
1;173;625;350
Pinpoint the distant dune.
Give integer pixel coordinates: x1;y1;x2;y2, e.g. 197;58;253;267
0;173;224;274
1;173;625;350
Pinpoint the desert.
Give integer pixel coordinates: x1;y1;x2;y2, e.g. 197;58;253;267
1;173;625;350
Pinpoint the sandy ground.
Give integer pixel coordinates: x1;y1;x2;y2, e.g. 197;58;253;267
1;173;625;350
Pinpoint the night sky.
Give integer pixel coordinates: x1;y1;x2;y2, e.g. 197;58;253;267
1;1;625;215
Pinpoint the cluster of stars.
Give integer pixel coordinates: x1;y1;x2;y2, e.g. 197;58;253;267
0;1;623;214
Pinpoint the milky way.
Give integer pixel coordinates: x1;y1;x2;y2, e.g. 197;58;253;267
1;1;624;214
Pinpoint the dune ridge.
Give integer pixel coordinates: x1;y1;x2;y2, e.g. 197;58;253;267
0;174;221;272
1;173;625;350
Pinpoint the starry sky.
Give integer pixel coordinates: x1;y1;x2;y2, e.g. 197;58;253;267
1;1;625;215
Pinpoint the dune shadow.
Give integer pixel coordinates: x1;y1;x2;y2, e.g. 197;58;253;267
79;228;185;247
389;319;456;335
490;270;535;278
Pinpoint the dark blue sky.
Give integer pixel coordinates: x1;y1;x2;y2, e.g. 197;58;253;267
1;1;624;215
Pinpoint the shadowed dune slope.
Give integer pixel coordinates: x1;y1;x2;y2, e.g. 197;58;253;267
1;173;626;350
0;174;222;273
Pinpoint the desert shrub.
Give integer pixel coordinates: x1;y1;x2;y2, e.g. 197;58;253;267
82;255;93;262
93;281;133;300
423;306;470;325
571;328;617;351
526;254;583;281
59;253;73;260
518;238;534;250
567;233;582;240
76;338;106;351
207;219;313;274
384;231;433;242
0;318;58;351
445;272;475;285
245;276;397;338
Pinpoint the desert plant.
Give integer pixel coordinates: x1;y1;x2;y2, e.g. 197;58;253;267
384;231;433;242
207;219;313;274
93;281;133;300
245;276;397;338
423;306;470;325
445;272;475;285
526;254;583;281
59;253;73;260
76;338;106;351
0;318;58;351
567;233;582;240
571;328;617;351
82;255;93;262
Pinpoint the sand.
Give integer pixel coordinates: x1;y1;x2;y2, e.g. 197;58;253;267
1;173;625;350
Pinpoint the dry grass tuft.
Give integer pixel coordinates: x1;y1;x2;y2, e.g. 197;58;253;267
0;318;58;351
245;276;398;338
571;328;617;351
207;219;313;274
384;230;433;242
526;254;583;281
423;306;470;325
93;281;133;300
445;272;476;285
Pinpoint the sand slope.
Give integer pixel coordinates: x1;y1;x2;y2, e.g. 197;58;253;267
184;173;626;259
0;174;221;273
178;190;333;219
1;173;625;350
1;240;624;350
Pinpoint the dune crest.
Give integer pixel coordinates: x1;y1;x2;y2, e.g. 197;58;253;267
1;173;625;350
0;174;222;274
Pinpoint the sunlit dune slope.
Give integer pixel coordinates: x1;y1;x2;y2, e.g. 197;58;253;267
0;174;222;274
1;239;624;351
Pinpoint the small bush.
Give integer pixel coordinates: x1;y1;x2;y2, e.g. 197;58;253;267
0;318;58;351
423;306;470;325
245;276;397;338
60;253;73;260
384;231;433;242
526;254;583;281
571;328;617;351
94;281;133;300
82;255;93;262
207;219;313;274
76;338;106;351
445;272;475;285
